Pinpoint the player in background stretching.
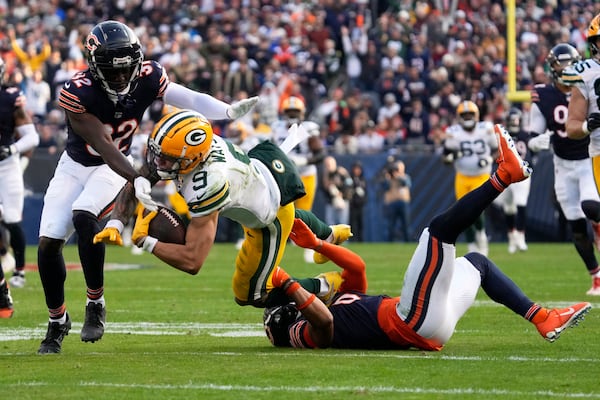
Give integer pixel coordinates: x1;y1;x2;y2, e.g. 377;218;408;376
442;100;497;256
0;56;40;317
264;125;591;349
494;107;531;253
36;21;258;354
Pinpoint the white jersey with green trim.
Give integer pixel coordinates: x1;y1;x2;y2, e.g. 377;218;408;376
563;59;600;156
271;119;317;177
178;135;281;229
443;121;497;176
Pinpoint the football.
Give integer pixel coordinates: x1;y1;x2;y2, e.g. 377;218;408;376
147;206;187;244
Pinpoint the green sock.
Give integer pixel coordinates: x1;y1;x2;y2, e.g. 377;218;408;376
294;209;332;240
264;278;321;307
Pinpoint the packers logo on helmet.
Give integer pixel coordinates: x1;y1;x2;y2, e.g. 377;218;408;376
147;109;213;180
456;100;479;131
588;13;600;60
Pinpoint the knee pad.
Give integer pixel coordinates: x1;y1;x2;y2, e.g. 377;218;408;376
38;236;64;255
581;200;600;221
72;210;98;234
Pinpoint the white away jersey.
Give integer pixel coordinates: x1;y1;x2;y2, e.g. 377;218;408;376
271;120;317;177
444;121;497;176
178;135;280;229
563;59;600;157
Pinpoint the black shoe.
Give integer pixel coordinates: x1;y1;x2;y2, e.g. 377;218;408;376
81;302;106;343
0;281;13;318
38;313;71;354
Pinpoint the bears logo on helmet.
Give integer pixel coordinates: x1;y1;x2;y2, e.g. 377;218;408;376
546;43;581;85
86;20;143;101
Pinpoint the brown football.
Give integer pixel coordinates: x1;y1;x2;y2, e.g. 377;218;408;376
147;206;186;244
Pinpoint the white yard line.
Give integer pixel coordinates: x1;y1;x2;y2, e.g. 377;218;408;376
4;381;599;398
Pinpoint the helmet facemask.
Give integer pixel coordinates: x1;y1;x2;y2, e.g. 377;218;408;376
263;304;300;347
456;101;479;131
546;43;581;85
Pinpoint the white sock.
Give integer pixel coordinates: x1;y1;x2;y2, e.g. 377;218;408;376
50;314;68;325
86;296;105;307
317;277;329;296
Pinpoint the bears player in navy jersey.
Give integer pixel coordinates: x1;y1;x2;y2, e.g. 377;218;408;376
0;56;40;317
528;43;600;296
37;21;258;354
494;107;531;253
264;125;591;350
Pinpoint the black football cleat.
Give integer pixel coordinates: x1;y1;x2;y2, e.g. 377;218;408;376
38;313;71;354
81;302;106;343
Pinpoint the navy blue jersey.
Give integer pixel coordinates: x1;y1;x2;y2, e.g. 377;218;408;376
0;85;23;146
328;292;399;349
58;60;169;166
531;84;588;160
510;129;532;164
286;292;402;349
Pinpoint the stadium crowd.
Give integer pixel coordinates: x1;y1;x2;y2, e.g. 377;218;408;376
1;0;599;158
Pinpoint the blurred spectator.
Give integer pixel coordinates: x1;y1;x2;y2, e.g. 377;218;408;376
405;98;430;145
24;69;51;122
36;124;59;155
340;25;368;91
380;159;412;242
356;120;385;154
349;161;367;242
334;132;359;155
8;25;51;73
324;87;353;146
321;155;353;226
377;92;401;126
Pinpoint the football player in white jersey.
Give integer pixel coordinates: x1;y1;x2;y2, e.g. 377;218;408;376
443;101;497;255
494;107;531;253
270;96;336;264
531;43;600;296
94;109;345;310
0;56;40;316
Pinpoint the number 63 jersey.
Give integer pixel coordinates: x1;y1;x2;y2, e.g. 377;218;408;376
58;60;169;166
443;121;497;176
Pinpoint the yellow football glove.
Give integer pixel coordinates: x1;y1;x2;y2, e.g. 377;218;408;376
93;220;124;246
132;207;158;246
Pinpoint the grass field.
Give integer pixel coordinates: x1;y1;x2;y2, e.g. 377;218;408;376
0;241;598;400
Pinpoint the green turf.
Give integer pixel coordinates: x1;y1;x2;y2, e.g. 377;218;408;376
0;242;598;400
